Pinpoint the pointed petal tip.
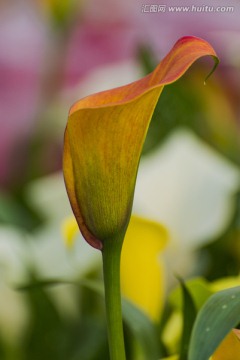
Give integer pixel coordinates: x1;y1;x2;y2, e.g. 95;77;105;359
69;35;219;116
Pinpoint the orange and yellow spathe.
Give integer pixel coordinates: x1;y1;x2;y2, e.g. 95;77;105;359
63;36;218;250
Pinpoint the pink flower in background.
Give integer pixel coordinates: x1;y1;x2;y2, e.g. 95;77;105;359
64;19;138;88
0;3;47;186
71;0;240;66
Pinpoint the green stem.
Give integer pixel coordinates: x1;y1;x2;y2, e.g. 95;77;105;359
102;238;126;360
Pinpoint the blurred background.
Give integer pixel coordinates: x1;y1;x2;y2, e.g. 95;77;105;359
0;0;240;359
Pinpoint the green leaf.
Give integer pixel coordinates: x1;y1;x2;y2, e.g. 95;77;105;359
122;299;159;360
169;277;213;311
188;286;240;360
16;278;71;291
16;277;104;295
17;277;159;359
179;281;197;360
80;281;161;359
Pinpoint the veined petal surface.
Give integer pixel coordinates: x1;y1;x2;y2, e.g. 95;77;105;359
63;36;218;249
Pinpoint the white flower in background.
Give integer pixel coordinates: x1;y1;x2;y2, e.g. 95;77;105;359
25;173;101;280
0;227;29;345
0;227;27;283
0;178;101;340
25;175;101;317
134;128;240;277
73;60;143;98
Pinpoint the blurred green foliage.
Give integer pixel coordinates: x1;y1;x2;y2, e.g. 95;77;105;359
0;192;44;232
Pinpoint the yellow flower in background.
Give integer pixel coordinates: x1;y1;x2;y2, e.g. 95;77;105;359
61;216;80;248
62;215;168;321
121;216;168;322
211;329;240;360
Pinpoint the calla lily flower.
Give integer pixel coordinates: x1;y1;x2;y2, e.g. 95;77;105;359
63;36;218;250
